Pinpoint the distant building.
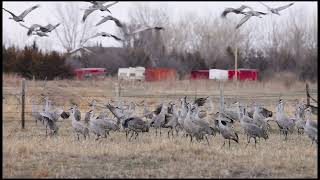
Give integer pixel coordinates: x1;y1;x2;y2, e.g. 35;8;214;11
228;69;258;81
191;70;209;80
145;68;177;81
74;68;108;80
118;67;146;81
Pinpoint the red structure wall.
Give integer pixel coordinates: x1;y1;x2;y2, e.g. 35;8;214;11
145;68;177;81
191;70;209;80
74;68;108;80
228;69;258;81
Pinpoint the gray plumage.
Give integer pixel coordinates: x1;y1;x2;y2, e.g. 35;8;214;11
259;2;294;15
19;23;42;36
275;100;295;140
39;23;60;32
96;15;123;27
221;5;253;18
239;107;268;148
164;104;181;138
151;104;167;136
217;114;239;148
131;26;164;35
304;107;318;145
82;1;118;22
69;106;89;140
294;104;305;134
81;32;122;44
235;11;267;29
3;5;40;22
123;116;149;141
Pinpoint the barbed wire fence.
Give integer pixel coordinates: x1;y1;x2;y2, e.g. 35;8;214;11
3;79;317;130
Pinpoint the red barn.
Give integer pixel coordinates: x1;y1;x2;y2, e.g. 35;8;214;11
145;68;177;81
191;70;209;80
74;68;108;80
228;69;258;81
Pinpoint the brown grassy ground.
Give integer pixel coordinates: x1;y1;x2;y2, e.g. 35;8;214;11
2;74;318;178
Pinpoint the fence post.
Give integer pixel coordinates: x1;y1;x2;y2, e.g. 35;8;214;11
21;78;26;129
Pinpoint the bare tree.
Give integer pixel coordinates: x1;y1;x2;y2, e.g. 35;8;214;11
53;2;97;53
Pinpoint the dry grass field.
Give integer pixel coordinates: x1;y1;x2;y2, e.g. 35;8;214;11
2;74;318;178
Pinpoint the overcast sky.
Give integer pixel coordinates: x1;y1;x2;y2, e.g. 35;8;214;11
2;1;317;52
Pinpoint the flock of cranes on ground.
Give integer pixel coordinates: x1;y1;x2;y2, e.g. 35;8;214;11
31;90;317;148
3;1;294;53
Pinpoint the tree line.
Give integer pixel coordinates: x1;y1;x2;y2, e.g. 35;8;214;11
3;41;74;80
2;3;317;82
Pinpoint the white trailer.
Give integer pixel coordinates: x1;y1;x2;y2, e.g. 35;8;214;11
118;67;145;81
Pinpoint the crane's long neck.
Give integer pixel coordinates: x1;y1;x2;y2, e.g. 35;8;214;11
44;98;51;112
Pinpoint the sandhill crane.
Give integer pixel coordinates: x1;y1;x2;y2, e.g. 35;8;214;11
239;106;268;148
182;103;195;142
106;103;133;139
19;23;42;36
131;26;164;35
143;105;154;120
96;15;123;27
178;96;188;130
223;102;242;122
165;103;181;138
69;105;89;140
82;1;118;22
190;105;216;145
221;5;253;18
253;104;271;132
3;4;40;22
123;116;149;141
235;10;267;29
295;103;306;134
40;97;69;136
259;2;294;16
31;97;44;125
38;23;60;33
217;113;239;148
246;103;272;119
152;103;167;136
275;99;296;140
80;32;122;45
304;107;318;145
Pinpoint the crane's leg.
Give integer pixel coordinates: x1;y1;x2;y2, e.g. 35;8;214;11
160;127;162;136
125;130;128;139
95;134;100;141
221;140;226;149
245;137;251;148
254;137;257;149
167;129;171;139
77;133;80;141
134;131;139;139
172;128;174;137
205;135;210;146
129;131;135;141
228;139;231;149
175;126;179;137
